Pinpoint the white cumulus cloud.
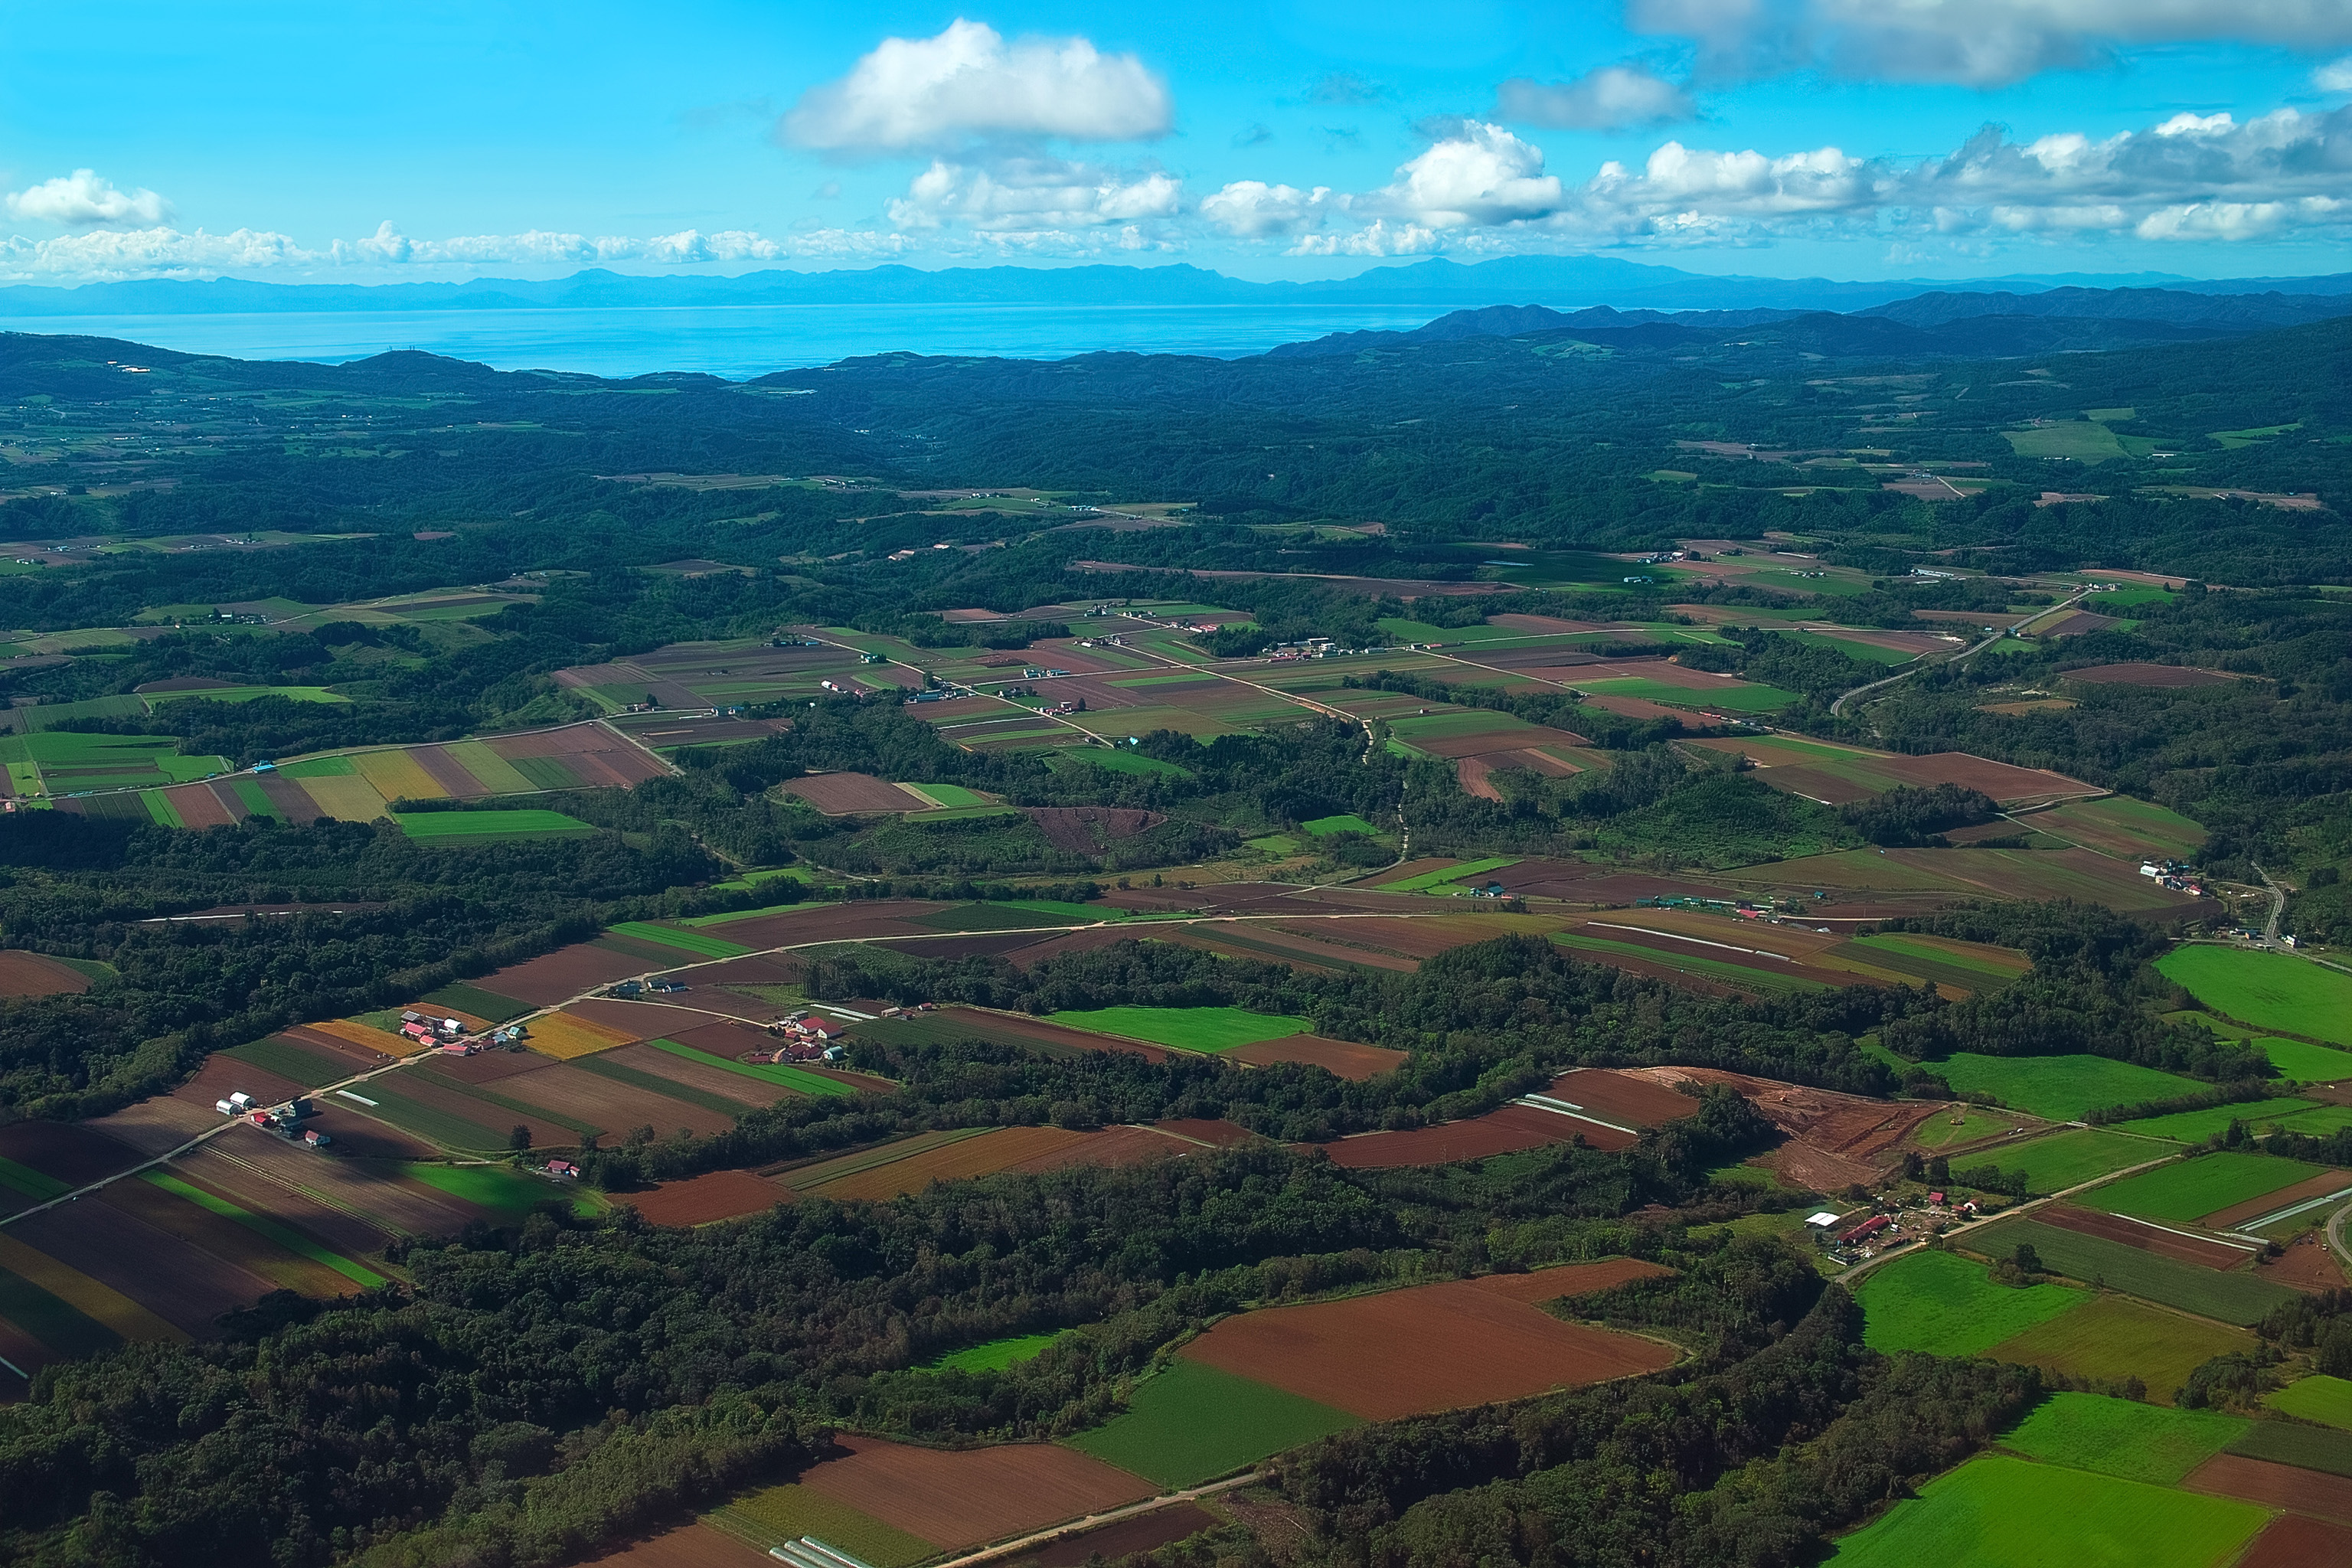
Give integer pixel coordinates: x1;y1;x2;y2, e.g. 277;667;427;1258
1493;66;1694;130
1366;122;1566;228
886;158;1180;232
1630;0;2352;87
2318;54;2352;90
6;170;172;229
1199;181;1337;237
784;19;1171;152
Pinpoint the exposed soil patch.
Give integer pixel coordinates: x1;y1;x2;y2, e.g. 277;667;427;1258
1014;1504;1220;1568
2035;1204;2250;1269
1013;1125;1197;1171
1548;1069;1703;1129
2256;1230;2350;1294
83;1096;219;1157
475;942;650;1007
0;1121;143;1184
799;1435;1155;1550
1626;1066;1939;1187
1227;1035;1409;1080
1022;805;1167;854
1179;1271;1677;1419
1314;1103;1630;1168
10;1199;268;1337
170;1054;307;1116
1468;1258;1674;1302
2232;1513;2352;1568
619;1169;786;1227
0;951;91;997
782;773;924;813
579;1523;776;1568
2184;1454;2352;1524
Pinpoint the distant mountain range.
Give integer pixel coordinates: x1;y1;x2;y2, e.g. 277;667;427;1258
2;256;2349;318
1265;286;2352;360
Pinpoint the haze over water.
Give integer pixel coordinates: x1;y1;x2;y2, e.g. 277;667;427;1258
0;302;1463;377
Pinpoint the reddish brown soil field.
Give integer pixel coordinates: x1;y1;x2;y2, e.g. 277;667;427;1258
171;1054;307;1116
684;953;806;985
422;1050;550;1086
1022;806;1166;854
166;1148;396;1259
2206;1171;2352;1230
254;773;324;821
782;772;920;813
1756;765;1880;806
297;1105;438;1160
164;782;240;828
1455;756;1504;800
280;1024;399;1067
2233;1514;2352;1568
800;1436;1155;1550
179;1136;455;1245
1001;926;1162;969
665;1018;784;1057
9;1200;270;1336
1625;1067;1939;1187
2064;662;2239;688
937;1007;1174;1063
1547;1069;1701;1129
498;1062;738;1138
706;901;946;947
1227;1035;1409;1080
559;997;672;1042
810;1126;1094;1201
84;1096;219;1157
1182;1274;1677;1419
578;1522;776;1568
2042;611;2118;637
2256;1230;2349;1293
1579;692;1699;723
2184;1455;2352;1524
1468;1258;1674;1303
1014;1125;1197;1171
2036;1204;2250;1269
619;1169;786;1226
1315;1103;1628;1168
603;1044;790;1107
485;722;672;786
475;942;649;1006
1017;1504;1219;1568
1870;752;2094;805
0;1121;143;1184
1419;725;1590;760
0;950;90;997
893;932;1054;961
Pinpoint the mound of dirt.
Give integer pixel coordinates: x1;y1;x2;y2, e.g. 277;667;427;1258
1023;805;1166;854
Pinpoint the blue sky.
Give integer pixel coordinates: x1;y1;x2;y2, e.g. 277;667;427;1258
3;1;2349;284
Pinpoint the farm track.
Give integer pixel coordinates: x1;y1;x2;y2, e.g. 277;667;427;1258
1831;584;2092;720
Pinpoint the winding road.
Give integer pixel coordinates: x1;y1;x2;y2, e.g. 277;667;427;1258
1828;584;2094;719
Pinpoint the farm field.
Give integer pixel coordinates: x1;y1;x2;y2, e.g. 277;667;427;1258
1926;1053;2205;1121
393;808;596;841
2154;946;2352;1048
2034;1204;2255;1270
2032;795;2209;860
1044;1006;1309;1052
704;1486;932;1567
1063;1359;1361;1487
1856;1250;2087;1357
1736;846;2203;914
2118;1098;2352;1142
929;1331;1066;1374
1988;1295;2253;1403
2001;1393;2246;1484
795;1436;1155;1553
1979;1127;2166;1193
1178;1261;1676;1419
1828;1452;2267;1568
2267;1374;2352;1431
2085;1152;2324;1226
1967;1217;2300;1325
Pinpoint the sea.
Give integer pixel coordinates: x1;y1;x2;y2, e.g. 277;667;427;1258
0;302;1458;378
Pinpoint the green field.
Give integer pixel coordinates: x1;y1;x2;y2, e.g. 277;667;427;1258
1046;1005;1310;1052
2259;1037;2352;1081
218;1035;350;1087
2266;1374;2352;1430
2000;1393;2246;1484
1047;747;1192;778
1828;1453;2264;1568
2085;1151;2323;1224
393;809;596;841
2226;1419;2352;1478
2005;421;2132;462
1372;856;1520;892
1987;1295;2251;1403
2154;946;2352;1047
1965;1218;2296;1325
1063;1359;1359;1486
2117;1096;2352;1142
606;921;755;959
0;1157;70;1201
141;1171;387;1287
644;1037;855;1097
1302;813;1381;837
1982;1128;2164;1193
925;1331;1065;1373
1856;1250;2087;1357
146;684;348;705
1850;932;2028;983
403;1161;602;1220
2037;795;2207;859
1574;675;1798;712
1552;930;1832;995
709;1485;933;1568
1926;1054;2206;1121
1906;1104;2041;1149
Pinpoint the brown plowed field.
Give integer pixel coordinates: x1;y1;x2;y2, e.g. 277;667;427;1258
1023;806;1165;854
256;774;324;821
1456;756;1504;799
891;932;1054;961
1017;1504;1218;1568
1468;1258;1674;1302
1181;1273;1677;1419
604;1044;791;1107
557;997;671;1041
171;1054;307;1115
9;1200;270;1336
925;1007;1174;1063
1870;752;2095;805
2064;662;2239;688
2035;1204;2250;1269
166;1148;395;1259
84;1096;219;1157
2206;1172;2352;1230
101;1180;358;1298
808;1126;1095;1201
1626;1067;1939;1183
0;950;90;996
178;1138;443;1247
666;1018;786;1058
782;772;922;813
1013;1125;1196;1171
2185;1455;2352;1524
1315;1103;1625;1168
282;1024;398;1065
164;781;239;828
705;901;946;946
800;1436;1155;1550
2233;1514;2352;1568
495;1063;737;1137
619;1169;786;1227
423;1050;551;1085
0;1314;57;1377
0;1121;143;1184
297;1104;437;1160
1579;693;1696;723
684;954;806;985
1157;1118;1256;1148
1420;725;1592;760
577;1522;776;1568
410;745;492;797
2256;1230;2348;1293
1227;1035;1409;1080
476;943;648;1006
1547;1070;1703;1128
1001;927;1160;969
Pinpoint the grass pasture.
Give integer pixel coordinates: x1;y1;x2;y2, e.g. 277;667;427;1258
2116;1097;2352;1142
1063;1359;1360;1486
1827;1452;2265;1568
2034;796;2207;860
1926;1053;2205;1121
2259;1036;2352;1082
2000;1393;2247;1484
2154;946;2352;1048
1986;1295;2252;1404
1857;1250;2087;1357
1965;1217;2298;1325
1984;1128;2164;1193
2085;1151;2322;1225
392;809;596;842
2266;1374;2352;1430
926;1331;1066;1374
1044;1006;1309;1053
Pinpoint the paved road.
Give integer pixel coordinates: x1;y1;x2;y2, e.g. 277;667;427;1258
2250;864;2286;944
1828;585;2093;719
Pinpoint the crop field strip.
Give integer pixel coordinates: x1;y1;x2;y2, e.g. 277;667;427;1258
2154;946;2352;1050
2083;1151;2325;1227
1965;1217;2300;1325
1987;1295;2254;1404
